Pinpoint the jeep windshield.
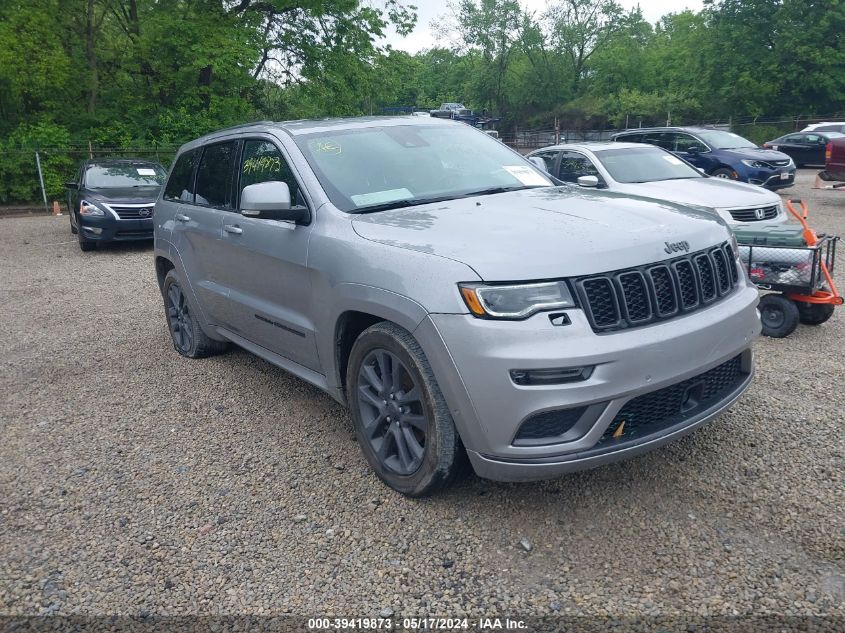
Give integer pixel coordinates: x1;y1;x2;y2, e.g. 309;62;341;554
85;164;167;188
294;124;554;213
596;146;702;183
695;130;758;150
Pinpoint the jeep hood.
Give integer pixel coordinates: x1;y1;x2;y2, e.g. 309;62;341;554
351;187;731;281
612;177;780;210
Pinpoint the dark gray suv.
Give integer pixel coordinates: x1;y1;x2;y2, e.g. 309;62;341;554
153;117;760;496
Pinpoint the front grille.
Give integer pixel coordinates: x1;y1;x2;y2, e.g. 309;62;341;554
111;205;154;220
728;205;778;222
115;229;153;238
770;160;791;167
575;242;738;333
599;355;745;445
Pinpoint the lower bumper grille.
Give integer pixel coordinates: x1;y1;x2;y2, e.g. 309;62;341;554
599;354;746;445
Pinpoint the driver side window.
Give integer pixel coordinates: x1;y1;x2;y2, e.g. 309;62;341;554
674;134;704;152
557;151;599;183
239;140;306;209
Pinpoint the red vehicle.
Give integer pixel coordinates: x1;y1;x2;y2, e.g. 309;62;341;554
824;136;845;181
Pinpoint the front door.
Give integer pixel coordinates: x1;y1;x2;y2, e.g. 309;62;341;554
213;138;320;372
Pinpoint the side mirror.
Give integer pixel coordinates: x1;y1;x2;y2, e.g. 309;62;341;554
65;182;78;190
577;175;600;188
240;181;308;223
528;157;549;173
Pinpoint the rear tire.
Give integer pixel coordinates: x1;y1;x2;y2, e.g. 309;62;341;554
347;321;465;497
759;294;799;338
162;270;227;358
796;301;835;326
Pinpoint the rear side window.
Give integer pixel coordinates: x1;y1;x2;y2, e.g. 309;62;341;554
195;142;237;209
163;149;200;202
239;140;306;208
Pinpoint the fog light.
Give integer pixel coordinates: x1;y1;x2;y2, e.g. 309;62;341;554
509;366;593;386
82;226;103;235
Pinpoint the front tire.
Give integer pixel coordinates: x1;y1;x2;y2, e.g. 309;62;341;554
77;228;95;251
796;301;835;326
162;270;226;358
711;167;735;180
759;294;799;337
347;322;464;497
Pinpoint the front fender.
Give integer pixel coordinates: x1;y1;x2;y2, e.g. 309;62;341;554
319;283;430;398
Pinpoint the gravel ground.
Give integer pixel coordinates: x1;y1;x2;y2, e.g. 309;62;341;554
1;171;843;622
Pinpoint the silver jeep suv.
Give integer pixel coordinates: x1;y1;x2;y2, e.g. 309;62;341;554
153;117;761;496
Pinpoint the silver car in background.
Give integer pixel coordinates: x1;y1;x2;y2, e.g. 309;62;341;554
153;117;760;496
528;142;787;227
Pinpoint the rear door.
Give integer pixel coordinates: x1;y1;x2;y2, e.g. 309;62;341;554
773;134;807;164
165;143;234;326
803;134;828;165
212;137;320;371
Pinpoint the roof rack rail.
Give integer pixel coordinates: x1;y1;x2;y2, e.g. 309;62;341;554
209;120;274;134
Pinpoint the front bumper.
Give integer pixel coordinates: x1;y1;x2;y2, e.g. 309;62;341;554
415;284;760;482
79;215;154;242
745;167;795;190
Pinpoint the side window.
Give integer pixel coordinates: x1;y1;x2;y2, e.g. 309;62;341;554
675;134;702;152
805;134;823;144
163;149;200;202
529;150;558;174
194;141;237;209
784;134;804;143
616;133;643;143
643;132;675;151
239;139;306;208
557;151;599;183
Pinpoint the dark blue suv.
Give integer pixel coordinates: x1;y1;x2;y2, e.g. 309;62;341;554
612;127;795;190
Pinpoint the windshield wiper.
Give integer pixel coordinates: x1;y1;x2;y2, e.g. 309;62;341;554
352;194;463;214
454;185;540;198
351;186;539;214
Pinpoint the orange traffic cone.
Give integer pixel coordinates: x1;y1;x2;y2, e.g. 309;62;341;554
52;201;62;216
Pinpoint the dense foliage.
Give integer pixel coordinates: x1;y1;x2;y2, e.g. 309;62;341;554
1;0;843;202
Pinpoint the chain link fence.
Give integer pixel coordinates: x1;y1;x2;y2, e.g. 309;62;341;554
0;146;177;212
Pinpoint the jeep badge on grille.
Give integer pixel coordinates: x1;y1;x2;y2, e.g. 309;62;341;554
664;240;691;254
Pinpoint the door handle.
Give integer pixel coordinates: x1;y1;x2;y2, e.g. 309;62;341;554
223;224;243;235
175;213;190;223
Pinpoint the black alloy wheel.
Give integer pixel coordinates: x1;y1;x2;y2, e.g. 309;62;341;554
356;349;428;476
166;281;194;354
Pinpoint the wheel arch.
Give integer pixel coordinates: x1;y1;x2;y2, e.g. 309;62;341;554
155;255;175;292
327;284;430;402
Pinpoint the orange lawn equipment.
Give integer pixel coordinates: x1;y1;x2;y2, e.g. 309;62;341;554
783;199;842;309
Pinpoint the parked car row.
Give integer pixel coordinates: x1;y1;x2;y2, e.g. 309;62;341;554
63;117;836;496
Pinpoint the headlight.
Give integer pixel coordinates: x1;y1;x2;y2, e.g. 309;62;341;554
459;281;575;319
79;199;105;216
741;159;769;169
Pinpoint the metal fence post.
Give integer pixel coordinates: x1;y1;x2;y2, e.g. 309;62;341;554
35;152;49;214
